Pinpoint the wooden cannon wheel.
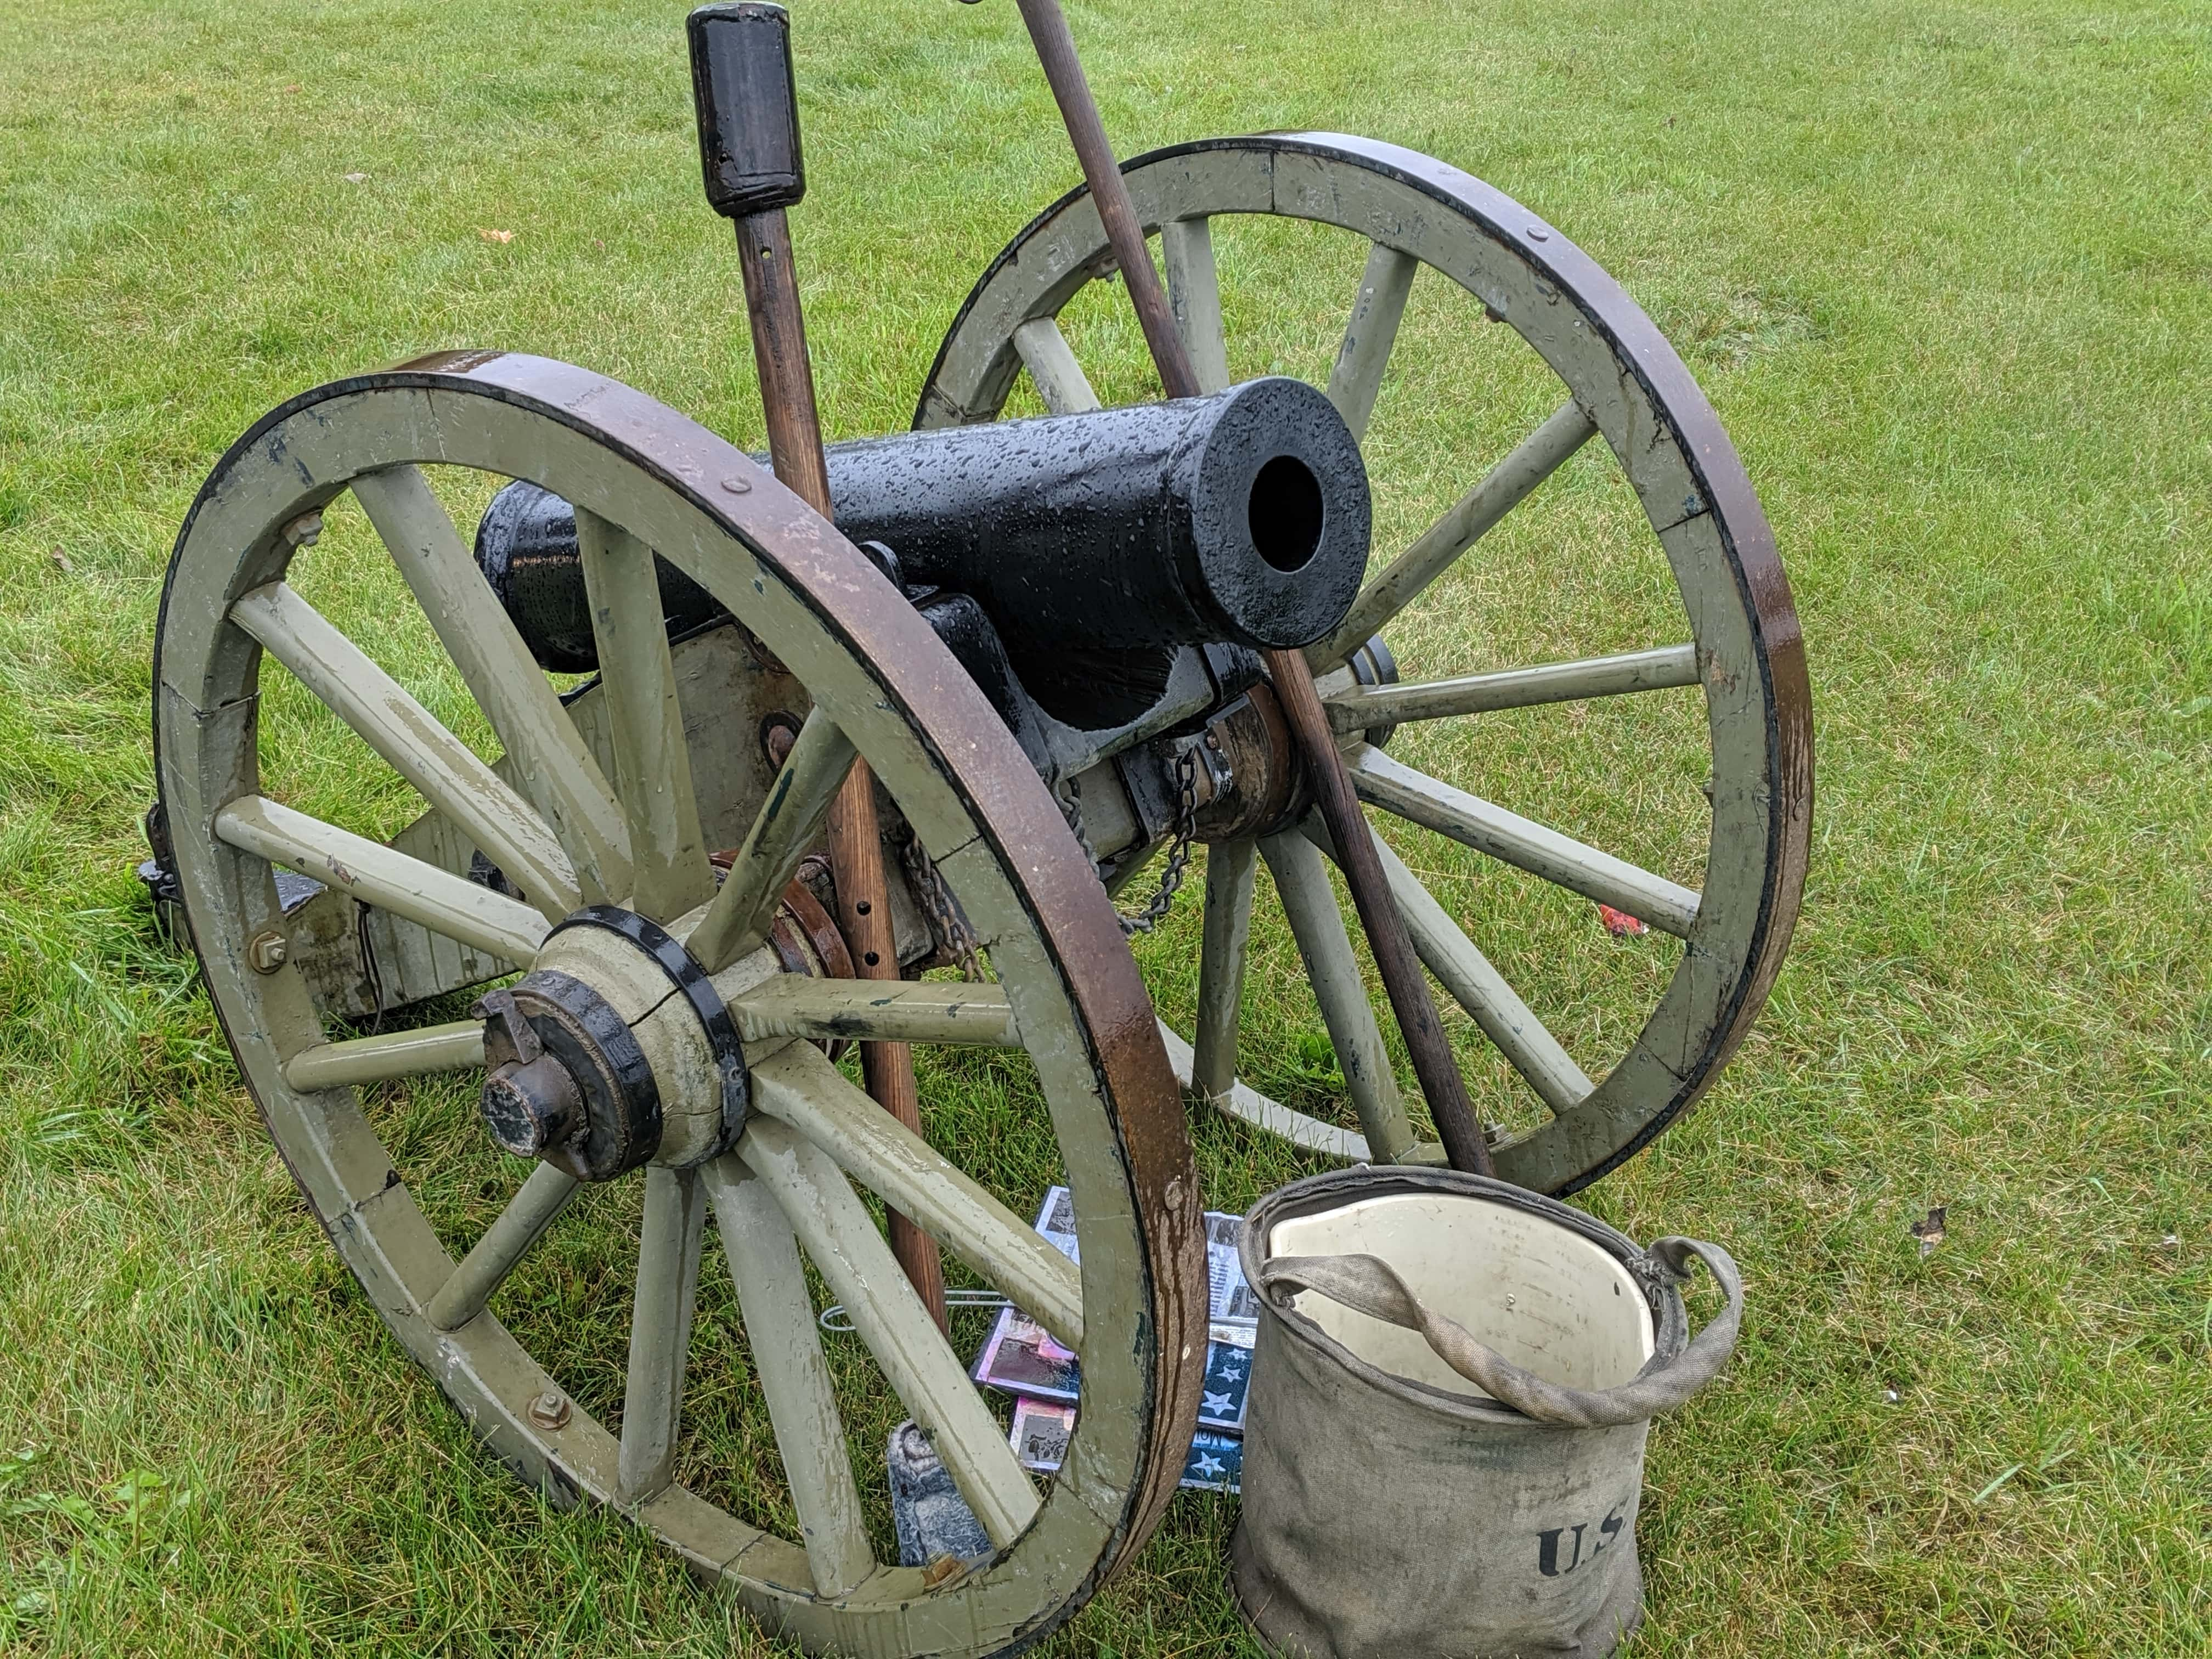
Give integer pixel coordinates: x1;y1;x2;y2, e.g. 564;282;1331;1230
153;352;1206;1654
919;133;1813;1194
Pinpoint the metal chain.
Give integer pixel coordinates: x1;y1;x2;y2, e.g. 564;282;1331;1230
900;831;986;981
1114;748;1199;937
1053;748;1199;936
1054;775;1097;862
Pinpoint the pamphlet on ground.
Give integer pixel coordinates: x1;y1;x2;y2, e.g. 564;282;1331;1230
970;1186;1259;1432
1008;1396;1244;1494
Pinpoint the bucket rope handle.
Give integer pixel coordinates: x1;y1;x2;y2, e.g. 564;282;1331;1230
1257;1237;1743;1427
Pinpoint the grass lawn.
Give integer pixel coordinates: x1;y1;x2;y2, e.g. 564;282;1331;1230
2;0;2209;1652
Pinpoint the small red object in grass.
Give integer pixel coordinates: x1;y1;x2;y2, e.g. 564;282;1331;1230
1596;903;1647;938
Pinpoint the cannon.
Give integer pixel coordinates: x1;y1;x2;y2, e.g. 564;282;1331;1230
148;2;1810;1651
472;376;1370;781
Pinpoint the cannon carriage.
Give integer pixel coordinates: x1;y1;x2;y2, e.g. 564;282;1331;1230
150;8;1808;1650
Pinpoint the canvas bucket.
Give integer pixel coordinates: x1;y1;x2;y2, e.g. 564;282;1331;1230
1230;1167;1743;1658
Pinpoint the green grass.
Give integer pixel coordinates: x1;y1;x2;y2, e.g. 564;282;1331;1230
3;0;2209;1652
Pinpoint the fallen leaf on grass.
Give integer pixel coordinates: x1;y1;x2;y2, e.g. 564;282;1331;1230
1910;1205;1946;1257
49;550;70;573
478;227;514;244
1596;903;1647;937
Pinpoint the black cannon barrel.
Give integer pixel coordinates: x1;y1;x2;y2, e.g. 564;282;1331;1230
475;484;725;675
826;375;1368;652
473;375;1369;671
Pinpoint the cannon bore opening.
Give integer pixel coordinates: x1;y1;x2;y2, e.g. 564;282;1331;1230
1249;454;1325;574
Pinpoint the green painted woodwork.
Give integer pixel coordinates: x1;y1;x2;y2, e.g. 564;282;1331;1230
154;362;1204;1655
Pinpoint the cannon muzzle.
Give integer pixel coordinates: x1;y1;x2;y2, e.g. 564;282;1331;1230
827;375;1368;652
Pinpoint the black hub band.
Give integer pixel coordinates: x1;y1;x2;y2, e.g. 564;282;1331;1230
548;905;751;1159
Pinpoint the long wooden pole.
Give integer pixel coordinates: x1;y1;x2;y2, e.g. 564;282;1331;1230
733;208;951;1327
1009;0;1497;1177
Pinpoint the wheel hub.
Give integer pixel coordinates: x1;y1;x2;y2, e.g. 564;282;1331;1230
472;905;753;1182
1190;635;1399;845
476;969;661;1180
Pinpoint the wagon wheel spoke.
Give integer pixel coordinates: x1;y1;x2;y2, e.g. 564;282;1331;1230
749;1041;1083;1348
426;1162;580;1332
1190;838;1257;1103
618;1164;709;1506
1346;744;1701;938
1154;1020;1371;1158
740;1113;1042;1548
687;708;856;973
1300;816;1594;1115
215;795;548;963
284;1020;486;1092
1325;243;1419;443
351;464;634;903
575;508;717;922
700;1156;874;1595
1257;828;1418;1163
1322;644;1701;731
730;978;1020;1049
229;581;582;921
1311;399;1599;668
1011;317;1102;415
1160;217;1231;395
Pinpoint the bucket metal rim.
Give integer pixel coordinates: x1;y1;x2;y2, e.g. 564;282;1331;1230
1238;1166;1691;1426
